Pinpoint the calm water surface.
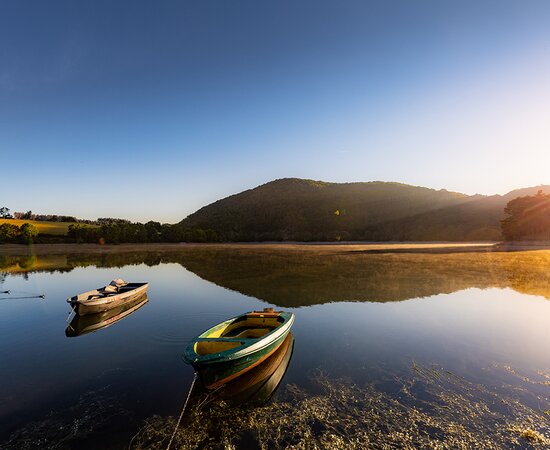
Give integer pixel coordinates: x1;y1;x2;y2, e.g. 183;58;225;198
0;248;549;448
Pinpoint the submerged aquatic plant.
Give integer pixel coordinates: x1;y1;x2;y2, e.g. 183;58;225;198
2;386;130;450
130;364;550;449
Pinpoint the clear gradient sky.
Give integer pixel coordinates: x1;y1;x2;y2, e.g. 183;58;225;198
2;1;550;222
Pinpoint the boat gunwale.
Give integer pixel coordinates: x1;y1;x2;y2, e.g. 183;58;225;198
67;282;149;306
184;311;294;365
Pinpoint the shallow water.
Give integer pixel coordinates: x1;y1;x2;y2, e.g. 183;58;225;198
1;248;549;448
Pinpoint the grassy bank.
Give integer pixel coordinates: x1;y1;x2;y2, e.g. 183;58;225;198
0;219;74;236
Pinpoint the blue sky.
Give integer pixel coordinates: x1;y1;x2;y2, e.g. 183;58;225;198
2;0;550;222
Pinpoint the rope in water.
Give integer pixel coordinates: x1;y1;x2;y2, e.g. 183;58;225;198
166;372;198;450
1;289;45;297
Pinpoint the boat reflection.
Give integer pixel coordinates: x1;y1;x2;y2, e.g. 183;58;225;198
194;333;294;407
65;294;148;337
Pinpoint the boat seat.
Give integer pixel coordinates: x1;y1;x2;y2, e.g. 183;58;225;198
223;326;276;338
100;285;118;294
246;312;281;318
196;337;255;343
227;327;274;338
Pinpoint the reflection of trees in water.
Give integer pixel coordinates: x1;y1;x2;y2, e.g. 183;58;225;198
500;251;550;299
172;249;550;305
1;249;550;305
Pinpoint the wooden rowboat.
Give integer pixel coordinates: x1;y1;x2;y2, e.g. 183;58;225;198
67;279;149;316
65;294;148;337
184;308;295;389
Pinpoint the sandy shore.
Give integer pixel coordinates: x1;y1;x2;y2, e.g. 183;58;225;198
2;241;546;256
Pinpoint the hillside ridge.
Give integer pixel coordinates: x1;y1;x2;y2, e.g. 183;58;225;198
181;178;550;242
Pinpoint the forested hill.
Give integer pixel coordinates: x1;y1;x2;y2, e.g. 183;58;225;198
181;178;550;242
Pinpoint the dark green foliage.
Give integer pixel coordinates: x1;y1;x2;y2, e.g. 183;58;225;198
97;217;131;225
67;222;220;244
501;190;550;241
145;221;163;242
0;223;41;243
0;223;20;242
19;223;38;243
68;224;102;244
33;214;77;222
181;178;550;242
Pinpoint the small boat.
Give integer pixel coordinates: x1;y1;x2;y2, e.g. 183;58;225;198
67;279;149;316
65;294;148;337
184;308;295;389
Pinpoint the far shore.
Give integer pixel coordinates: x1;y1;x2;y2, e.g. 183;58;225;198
1;241;549;256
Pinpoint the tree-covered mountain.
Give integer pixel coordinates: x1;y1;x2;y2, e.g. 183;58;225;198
181;178;550;241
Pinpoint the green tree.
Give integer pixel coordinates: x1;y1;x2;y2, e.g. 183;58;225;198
145;221;163;242
68;224;101;243
0;207;12;218
0;223;20;242
501;191;550;241
19;223;38;243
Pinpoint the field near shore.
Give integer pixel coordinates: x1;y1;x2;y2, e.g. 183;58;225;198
0;219;73;235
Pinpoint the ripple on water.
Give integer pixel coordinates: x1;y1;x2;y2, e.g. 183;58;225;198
151;312;229;345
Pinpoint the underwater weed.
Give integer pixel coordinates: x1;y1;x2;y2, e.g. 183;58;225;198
130;363;549;449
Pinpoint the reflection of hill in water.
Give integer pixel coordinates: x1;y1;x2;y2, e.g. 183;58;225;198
175;249;550;305
2;248;550;306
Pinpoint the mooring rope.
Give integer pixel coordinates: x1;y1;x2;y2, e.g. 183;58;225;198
0;289;45;298
0;294;45;300
166;372;198;450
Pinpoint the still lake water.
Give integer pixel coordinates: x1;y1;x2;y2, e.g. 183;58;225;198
1;246;549;448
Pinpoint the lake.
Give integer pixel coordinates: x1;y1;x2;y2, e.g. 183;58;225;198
1;245;549;449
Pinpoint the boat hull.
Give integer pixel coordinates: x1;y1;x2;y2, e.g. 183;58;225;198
68;283;149;315
185;309;295;389
194;328;290;389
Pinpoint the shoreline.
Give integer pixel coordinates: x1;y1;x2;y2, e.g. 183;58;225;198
0;241;549;256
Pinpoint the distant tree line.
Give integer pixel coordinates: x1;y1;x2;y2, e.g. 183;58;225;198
1;205;221;244
4;188;550;245
12;210;78;222
68;222;220;244
501;190;550;241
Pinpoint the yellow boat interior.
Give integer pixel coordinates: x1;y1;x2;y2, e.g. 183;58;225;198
194;310;284;356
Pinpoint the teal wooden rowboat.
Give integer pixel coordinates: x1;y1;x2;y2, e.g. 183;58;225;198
184;308;295;389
